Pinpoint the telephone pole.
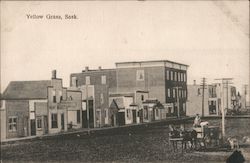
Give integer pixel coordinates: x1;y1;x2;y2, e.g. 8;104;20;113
243;85;248;109
215;78;233;139
200;78;207;117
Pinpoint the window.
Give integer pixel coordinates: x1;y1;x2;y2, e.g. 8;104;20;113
100;93;104;104
105;109;108;118
174;72;177;81
143;106;148;119
166;70;169;80
183;73;186;82
8;116;17;132
72;77;78;87
101;75;106;84
168;88;171;98
59;91;62;102
85;76;90;85
197;88;201;96
136;70;145;81
156;109;159;117
37;117;42;129
170;71;173;80
52;90;56;103
141;95;144;101
51;113;58;128
126;109;130;119
173;88;176;98
77;110;80;124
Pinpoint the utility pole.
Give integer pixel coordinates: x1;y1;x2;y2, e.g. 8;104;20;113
86;81;90;135
243;85;248;109
200;78;207;117
215;78;233;140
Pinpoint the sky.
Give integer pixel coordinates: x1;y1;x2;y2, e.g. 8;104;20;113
1;1;249;94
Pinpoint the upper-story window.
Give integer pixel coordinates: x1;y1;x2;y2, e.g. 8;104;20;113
197;88;201;96
183;73;186;82
71;76;78;87
166;70;169;80
173;88;176;98
52;90;56;103
170;71;173;81
59;90;62;102
100;93;104;104
101;75;106;84
141;95;144;101
85;76;90;85
167;88;171;97
174;72;177;81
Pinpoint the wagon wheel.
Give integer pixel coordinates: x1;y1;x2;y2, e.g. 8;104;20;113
195;138;206;151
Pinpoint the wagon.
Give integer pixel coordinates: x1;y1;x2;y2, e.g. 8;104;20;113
193;121;220;149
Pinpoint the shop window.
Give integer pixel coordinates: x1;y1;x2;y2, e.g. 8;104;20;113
143;106;148;120
156;109;159;117
37;117;42;129
8;116;17;132
51;113;58;128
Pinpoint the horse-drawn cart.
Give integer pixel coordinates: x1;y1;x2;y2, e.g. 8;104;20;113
169;122;220;152
193;122;220;149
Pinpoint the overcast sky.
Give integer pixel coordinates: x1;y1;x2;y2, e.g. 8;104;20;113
1;1;249;93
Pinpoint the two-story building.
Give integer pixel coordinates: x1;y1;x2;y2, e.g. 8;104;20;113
1;70;82;140
70;67;117;128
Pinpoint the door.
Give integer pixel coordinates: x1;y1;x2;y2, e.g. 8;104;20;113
132;110;136;123
30;119;36;136
61;113;64;131
44;116;48;134
82;111;88;128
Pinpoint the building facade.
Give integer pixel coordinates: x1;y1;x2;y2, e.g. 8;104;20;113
115;60;188;117
1;71;82;140
70;67;117;128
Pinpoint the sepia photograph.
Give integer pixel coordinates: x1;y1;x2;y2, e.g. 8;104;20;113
0;0;249;162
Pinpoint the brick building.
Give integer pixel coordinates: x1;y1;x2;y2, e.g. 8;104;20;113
115;60;188;117
70;67;117;128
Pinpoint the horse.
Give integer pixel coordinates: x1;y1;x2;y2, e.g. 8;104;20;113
180;129;198;151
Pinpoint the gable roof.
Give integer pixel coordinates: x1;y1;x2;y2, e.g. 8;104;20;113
2;80;52;100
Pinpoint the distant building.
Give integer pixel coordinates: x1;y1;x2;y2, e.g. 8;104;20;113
116;60;188;117
1;71;82;140
187;81;237;117
242;85;250;109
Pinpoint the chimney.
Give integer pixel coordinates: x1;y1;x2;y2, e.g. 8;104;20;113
98;66;102;70
52;70;57;79
193;80;196;85
85;66;89;72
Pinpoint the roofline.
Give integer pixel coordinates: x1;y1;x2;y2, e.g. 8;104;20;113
1;98;48;100
71;68;116;75
115;60;189;67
